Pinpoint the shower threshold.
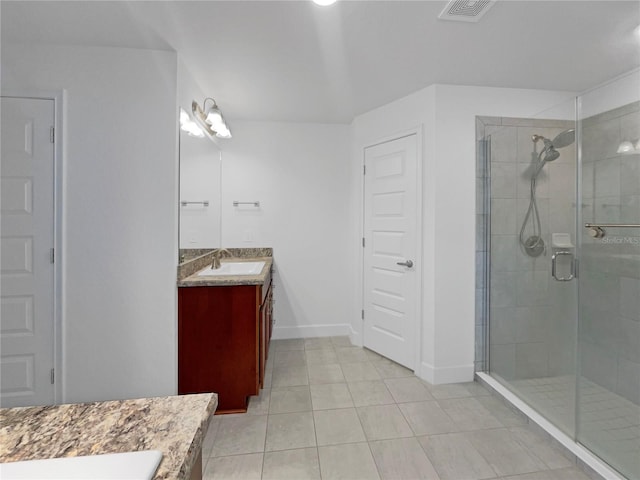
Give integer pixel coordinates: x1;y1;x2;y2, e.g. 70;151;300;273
476;372;629;480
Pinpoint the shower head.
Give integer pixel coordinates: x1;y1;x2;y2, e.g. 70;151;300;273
532;128;576;151
530;128;575;178
543;128;575;163
551;128;575;149
543;147;560;163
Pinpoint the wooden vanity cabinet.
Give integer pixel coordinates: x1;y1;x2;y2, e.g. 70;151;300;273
178;271;273;414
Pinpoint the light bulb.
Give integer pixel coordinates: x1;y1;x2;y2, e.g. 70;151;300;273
185;122;204;138
216;126;232;139
179;108;190;126
617;141;634;154
206;110;223;126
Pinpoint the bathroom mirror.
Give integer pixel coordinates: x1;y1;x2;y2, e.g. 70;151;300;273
178;116;222;263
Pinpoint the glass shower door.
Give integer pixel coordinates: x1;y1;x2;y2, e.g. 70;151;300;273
577;93;640;480
483;103;579;437
481;73;640;479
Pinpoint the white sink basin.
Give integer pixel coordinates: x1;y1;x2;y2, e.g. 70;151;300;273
0;450;162;480
197;261;265;277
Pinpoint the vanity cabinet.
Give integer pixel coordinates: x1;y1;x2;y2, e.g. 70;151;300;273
178;270;273;414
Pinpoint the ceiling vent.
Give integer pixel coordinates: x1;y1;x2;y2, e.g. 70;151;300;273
438;0;495;23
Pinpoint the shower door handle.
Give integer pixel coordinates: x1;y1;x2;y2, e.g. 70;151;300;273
551;251;574;281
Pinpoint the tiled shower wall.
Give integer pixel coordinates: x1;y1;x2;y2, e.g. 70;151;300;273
580;101;640;405
476;116;577;379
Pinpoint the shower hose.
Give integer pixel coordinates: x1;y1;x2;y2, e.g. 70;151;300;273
519;150;545;254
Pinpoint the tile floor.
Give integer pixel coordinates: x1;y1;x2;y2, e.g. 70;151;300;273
201;337;594;480
511;375;639;478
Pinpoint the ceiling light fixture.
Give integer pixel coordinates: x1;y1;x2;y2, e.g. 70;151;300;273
312;0;337;6
192;98;232;140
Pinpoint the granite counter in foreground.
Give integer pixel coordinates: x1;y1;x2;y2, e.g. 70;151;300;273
0;393;217;480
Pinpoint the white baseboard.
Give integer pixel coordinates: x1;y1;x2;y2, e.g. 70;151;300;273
417;361;475;385
418;362;435;384
349;325;362;347
271;323;351;340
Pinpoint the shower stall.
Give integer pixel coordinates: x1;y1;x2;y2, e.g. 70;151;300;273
476;70;640;480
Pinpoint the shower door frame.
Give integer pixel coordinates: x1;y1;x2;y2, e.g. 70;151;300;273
476;112;581;434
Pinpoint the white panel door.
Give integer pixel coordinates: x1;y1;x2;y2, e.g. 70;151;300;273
363;134;418;369
1;97;56;407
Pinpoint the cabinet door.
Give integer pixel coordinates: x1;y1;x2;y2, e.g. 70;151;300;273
178;285;260;412
268;284;274;341
259;297;267;389
259;281;274;388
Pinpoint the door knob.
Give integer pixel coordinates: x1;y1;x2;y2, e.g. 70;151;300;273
397;260;414;268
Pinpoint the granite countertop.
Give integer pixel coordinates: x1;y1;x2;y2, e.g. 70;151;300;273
177;248;273;287
0;393;217;480
178;257;272;287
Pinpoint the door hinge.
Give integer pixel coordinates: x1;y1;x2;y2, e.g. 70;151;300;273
363;164;366;175
50;247;55;264
362;237;365;247
361;309;364;320
50;126;55;143
50;368;55;384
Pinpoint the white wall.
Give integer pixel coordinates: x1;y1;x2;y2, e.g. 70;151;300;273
579;68;640;118
221;121;354;338
2;43;179;402
353;84;576;384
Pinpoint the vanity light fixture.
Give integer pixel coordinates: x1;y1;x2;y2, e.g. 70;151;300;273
192;98;232;140
312;0;337;6
179;108;204;138
616;139;640;154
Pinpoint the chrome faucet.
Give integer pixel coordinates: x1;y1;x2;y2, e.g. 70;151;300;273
210;248;233;269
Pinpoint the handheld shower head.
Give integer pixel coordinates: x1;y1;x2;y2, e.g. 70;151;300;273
530;128;575;178
543;147;560;163
532;147;561;178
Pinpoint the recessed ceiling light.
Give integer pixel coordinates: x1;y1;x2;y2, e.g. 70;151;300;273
312;0;337;6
